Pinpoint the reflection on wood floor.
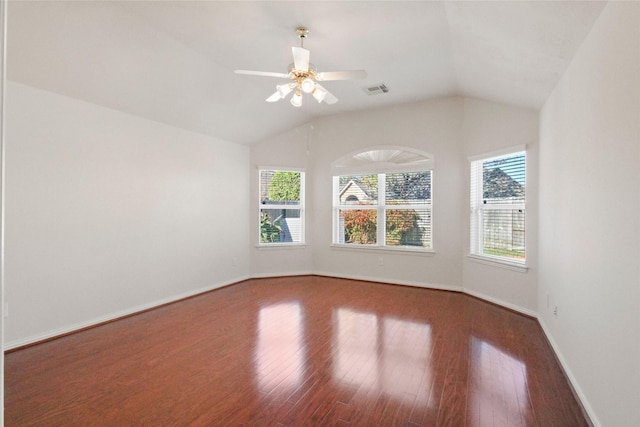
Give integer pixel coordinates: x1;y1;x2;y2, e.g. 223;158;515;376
5;276;589;426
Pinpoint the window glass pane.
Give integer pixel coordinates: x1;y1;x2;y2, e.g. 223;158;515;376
338;209;377;245
333;169;432;250
482;209;525;259
260;209;302;243
338;175;378;205
385;209;431;248
260;170;301;205
385;172;431;205
482;153;525;204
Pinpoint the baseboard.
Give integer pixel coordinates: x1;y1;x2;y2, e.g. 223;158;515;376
308;272;596;425
255;271;541;319
4;274;252;351
310;270;463;293
250;270;314;279
537;318;600;427
462;288;537;318
5;272;458;351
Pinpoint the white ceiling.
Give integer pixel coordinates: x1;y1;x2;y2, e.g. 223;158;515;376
7;1;606;145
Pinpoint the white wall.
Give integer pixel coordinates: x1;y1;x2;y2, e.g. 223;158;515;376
539;2;640;426
251;97;464;288
310;98;464;289
249;124;314;276
462;98;539;314
251;96;539;313
5;82;251;348
0;0;7;421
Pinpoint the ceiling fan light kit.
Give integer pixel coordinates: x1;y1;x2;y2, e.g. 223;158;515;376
277;83;294;98
290;91;303;107
301;77;315;93
235;27;367;107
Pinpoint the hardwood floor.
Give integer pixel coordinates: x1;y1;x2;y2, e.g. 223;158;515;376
5;276;589;426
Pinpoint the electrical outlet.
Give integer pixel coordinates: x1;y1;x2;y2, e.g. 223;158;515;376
553;306;558;317
378;256;384;266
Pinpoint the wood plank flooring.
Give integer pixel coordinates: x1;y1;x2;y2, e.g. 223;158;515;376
5;276;589;426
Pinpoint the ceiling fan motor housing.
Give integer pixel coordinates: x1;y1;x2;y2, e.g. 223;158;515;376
296;27;309;41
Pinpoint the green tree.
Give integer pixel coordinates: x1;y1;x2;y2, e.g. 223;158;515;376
260;213;282;243
360;174;378;190
342;210;377;244
268;171;300;202
385;209;420;246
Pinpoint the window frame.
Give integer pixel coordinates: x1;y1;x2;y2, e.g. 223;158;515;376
469;147;527;268
258;167;305;247
332;171;433;252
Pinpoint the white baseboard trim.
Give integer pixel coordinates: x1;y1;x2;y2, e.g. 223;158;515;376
250;271;314;279
4;274;252;351
462;288;537;318
537;318;600;427
311;271;463;293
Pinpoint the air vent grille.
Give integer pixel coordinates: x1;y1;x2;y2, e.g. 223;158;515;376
363;83;389;96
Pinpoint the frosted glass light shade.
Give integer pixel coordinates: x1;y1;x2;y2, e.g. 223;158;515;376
301;78;315;94
290;91;303;107
277;83;294;98
266;91;281;102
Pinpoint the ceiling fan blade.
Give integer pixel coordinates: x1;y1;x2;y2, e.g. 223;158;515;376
314;83;338;104
292;47;310;72
316;70;367;81
235;70;290;78
322;90;338;105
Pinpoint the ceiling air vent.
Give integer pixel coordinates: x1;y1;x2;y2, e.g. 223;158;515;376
363;83;389;96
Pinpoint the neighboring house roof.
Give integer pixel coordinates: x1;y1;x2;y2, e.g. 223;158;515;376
339;180;377;201
483;168;524;199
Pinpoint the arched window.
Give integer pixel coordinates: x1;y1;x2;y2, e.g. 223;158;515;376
331;147;434;250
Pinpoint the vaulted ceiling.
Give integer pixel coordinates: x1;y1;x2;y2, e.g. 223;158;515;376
7;1;606;144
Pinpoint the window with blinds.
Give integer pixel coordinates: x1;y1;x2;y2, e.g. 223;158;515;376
259;170;304;244
470;151;526;262
333;171;432;249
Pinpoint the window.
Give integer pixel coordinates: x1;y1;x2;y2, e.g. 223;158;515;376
259;169;304;244
333;171;432;249
470;150;526;263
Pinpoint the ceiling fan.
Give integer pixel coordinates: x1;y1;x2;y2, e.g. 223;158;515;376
234;27;367;107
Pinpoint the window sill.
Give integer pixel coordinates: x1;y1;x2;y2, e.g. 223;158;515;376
331;244;435;256
256;243;307;250
467;254;528;272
